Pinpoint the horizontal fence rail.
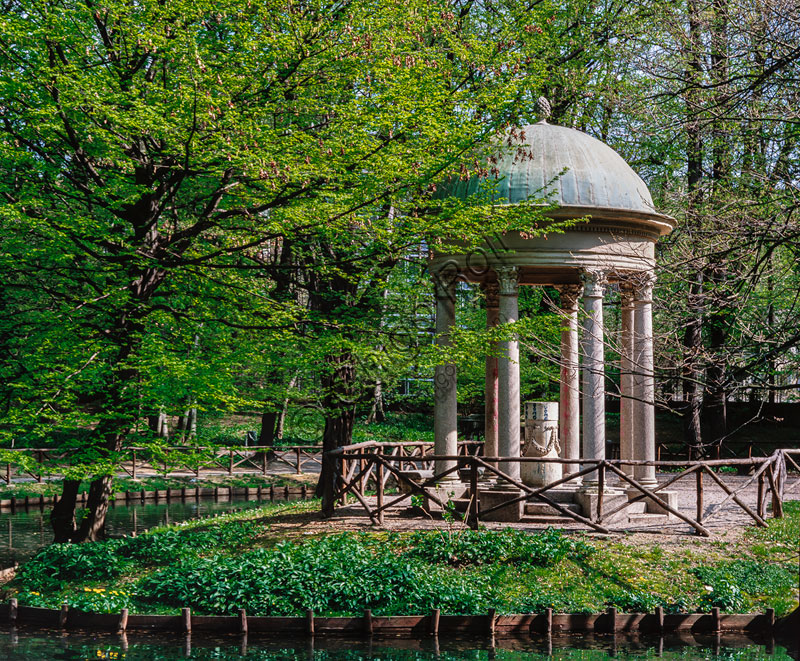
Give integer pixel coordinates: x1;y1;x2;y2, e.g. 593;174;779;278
322;443;799;536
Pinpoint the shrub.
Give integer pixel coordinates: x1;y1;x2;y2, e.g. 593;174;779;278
692;560;795;612
17;541;125;591
118;520;259;563
402;528;592;567
136;532;502;616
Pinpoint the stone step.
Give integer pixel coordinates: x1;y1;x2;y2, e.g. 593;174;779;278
520;514;578;525
626;501;647;514
525;488;579;504
627;513;671;526
524;501;582;516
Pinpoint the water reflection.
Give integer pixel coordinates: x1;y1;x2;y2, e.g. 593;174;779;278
0;495;278;565
0;629;793;660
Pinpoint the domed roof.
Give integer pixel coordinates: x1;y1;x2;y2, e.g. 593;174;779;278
444;122;657;215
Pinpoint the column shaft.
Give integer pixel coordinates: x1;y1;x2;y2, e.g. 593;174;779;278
497;267;521;482
556;284;582;484
620;283;636;476
580;270;607;489
633;273;658;488
483;282;500;469
433;272;458;481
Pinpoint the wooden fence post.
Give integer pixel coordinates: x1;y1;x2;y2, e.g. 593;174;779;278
430;608;440;636
296;447;302;475
757;472;766;519
131;450;137;481
228;449;234;475
596;462;605;522
364;609;373;636
306;609;315;636
468;458;479;529
766;461;784;519
339;457;347;506
696;468;704;525
117;608;128;632
182;608;192;633
376;460;384;525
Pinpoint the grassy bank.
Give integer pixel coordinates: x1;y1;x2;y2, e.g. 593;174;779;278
4;501;798;618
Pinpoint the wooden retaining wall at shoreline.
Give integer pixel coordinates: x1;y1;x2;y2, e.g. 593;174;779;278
0;601;784;638
0;484;312;511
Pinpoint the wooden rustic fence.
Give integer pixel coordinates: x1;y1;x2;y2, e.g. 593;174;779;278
0;445;328;484
322;442;800;536
0;442;486;484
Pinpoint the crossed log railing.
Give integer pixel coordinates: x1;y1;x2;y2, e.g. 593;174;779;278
322;442;800;536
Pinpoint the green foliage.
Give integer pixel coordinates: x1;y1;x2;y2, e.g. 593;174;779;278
118;520;260;564
692;560;797;613
17;542;125;592
23;586;134;614
137;533;445;616
402;528;593;567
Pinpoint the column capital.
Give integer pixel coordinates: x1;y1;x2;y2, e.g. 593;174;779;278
496;266;519;296
631;271;657;303
481;280;500;308
555;284;583;311
579;269;607;298
432;265;459;299
619;279;636;307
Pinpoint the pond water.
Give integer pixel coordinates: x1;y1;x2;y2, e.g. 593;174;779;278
0;496;275;566
0;629;794;660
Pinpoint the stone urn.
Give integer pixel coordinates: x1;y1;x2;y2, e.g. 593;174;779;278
521;401;562;487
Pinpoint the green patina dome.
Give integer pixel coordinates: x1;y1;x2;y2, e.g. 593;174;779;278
443;122;656;215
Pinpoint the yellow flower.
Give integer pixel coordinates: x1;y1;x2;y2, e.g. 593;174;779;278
84;587;91;592
30;591;39;596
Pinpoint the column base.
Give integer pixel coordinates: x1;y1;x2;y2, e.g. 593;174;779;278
423;484;467;513
575;488;628;523
478;488;523;522
626;488;679;517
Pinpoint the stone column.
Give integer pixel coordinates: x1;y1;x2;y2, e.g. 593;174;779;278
579;269;607;490
433;268;459;483
619;280;636;476
633;272;658;489
483;280;500;477
555;284;582;485
497;266;521;482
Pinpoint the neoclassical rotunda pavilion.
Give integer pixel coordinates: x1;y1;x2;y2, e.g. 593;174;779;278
429;113;676;518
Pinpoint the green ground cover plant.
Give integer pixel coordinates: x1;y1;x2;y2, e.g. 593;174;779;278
6;500;799;618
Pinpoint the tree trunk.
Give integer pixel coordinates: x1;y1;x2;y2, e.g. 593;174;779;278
51;479;81;543
259;410;278;446
76;475;114;542
366;380;385;424
316;351;357;510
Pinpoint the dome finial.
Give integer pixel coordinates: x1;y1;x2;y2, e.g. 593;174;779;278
537;96;551;123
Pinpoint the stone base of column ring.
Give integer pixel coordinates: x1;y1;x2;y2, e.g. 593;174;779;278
421;483;468;514
625;488;679;518
574;488;628;524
